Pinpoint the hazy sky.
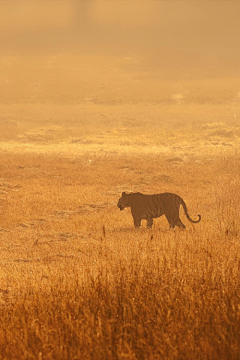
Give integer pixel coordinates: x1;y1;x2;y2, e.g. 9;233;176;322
1;1;240;53
0;0;240;80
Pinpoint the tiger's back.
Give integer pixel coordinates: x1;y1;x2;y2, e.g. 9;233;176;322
117;191;201;229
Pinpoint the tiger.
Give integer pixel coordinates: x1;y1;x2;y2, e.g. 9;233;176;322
117;191;201;229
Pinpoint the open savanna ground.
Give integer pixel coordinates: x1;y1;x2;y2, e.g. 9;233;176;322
1;106;240;358
1;0;240;356
1;39;240;358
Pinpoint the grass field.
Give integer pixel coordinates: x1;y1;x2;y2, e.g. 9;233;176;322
1;52;240;359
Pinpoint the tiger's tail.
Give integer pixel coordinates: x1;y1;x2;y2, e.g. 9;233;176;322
180;198;201;223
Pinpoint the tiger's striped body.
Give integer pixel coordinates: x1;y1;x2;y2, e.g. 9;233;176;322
117;192;201;229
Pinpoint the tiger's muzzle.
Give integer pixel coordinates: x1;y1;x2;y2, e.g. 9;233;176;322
117;203;124;211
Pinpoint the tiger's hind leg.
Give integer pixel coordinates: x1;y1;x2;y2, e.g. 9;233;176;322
165;213;186;229
147;218;153;229
165;213;175;228
175;218;186;229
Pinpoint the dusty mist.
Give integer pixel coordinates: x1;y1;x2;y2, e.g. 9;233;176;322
1;1;240;359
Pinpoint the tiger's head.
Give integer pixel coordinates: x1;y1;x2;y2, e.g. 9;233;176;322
117;192;131;211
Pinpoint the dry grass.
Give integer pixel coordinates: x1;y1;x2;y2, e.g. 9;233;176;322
1;52;240;359
0;128;240;359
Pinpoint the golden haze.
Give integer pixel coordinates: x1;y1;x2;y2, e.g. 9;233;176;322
0;1;240;359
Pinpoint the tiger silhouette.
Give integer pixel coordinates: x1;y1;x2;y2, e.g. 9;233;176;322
117;192;201;229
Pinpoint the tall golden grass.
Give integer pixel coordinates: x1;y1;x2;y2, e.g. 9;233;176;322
0;227;240;359
1;51;240;359
0;135;240;359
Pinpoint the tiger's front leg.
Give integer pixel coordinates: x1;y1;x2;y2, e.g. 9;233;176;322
133;217;141;228
147;218;153;228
